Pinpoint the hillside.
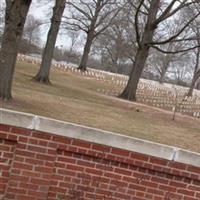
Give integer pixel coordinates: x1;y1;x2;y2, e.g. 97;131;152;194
1;61;200;153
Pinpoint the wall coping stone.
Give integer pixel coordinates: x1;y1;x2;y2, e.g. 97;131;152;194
0;108;200;167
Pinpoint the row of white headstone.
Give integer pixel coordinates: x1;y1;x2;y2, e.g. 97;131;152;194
17;54;200;118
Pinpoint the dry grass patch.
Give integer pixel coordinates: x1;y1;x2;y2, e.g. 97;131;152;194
1;61;200;153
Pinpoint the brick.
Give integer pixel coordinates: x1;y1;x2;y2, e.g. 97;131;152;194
178;189;195;196
38;140;48;146
35;166;53;173
31;178;50;186
172;169;181;176
57;156;76;164
36;154;54;161
111;148;130;157
169;181;187;188
32;131;52;140
188;185;200;191
8;187;27;194
28;190;47;198
110;180;128;187
47;149;56;155
150;157;168;166
11;175;29;182
52;135;71;144
114;168;132;176
72;139;91;148
0;124;10;132
96;163;113;172
77;147;87;154
66;164;84;172
48;186;66;194
22;170;41;178
188;166;200;174
147;188;164;196
28;138;38;145
77;160;95;168
85;168;103;176
142;180;158;188
25;158;44;165
168;162;187;170
159;184;176;192
13;162;33;170
183;196;198;200
48;142;57;148
14;156;24;162
151;177;169;184
18;136;28;143
0;144;10;151
129;183;146;192
7;134;18;141
15;195;35;200
130;152;149;161
27;145;46;153
91;143;110;153
11;127;31;136
104;172;122;180
0;132;8;139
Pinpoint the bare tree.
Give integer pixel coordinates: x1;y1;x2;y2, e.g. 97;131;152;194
64;0;125;71
120;0;200;101
66;30;80;62
34;0;66;84
149;43;188;84
94;24;127;72
0;1;5;44
187;48;200;96
171;58;192;85
186;9;200;96
23;14;42;45
0;0;32;101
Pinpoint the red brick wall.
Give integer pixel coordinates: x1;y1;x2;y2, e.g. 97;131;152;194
0;124;200;200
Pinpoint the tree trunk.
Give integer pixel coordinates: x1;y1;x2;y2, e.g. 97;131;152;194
0;0;32;101
78;32;94;71
196;80;200;90
187;47;200;96
187;76;197;97
120;47;149;101
159;69;166;84
120;0;160;101
159;58;170;84
34;0;65;83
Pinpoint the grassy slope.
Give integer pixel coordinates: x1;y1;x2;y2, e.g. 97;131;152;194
1;61;200;153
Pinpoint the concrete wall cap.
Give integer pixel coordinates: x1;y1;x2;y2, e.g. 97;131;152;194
0;108;35;129
0;108;199;168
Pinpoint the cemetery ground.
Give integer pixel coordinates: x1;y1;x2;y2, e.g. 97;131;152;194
1;61;200;153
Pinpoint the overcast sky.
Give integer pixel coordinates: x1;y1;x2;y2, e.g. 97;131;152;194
28;0;73;49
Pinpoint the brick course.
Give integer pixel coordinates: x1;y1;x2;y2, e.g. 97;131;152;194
0;124;200;200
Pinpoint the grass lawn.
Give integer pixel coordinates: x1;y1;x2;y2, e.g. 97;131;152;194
1;61;200;153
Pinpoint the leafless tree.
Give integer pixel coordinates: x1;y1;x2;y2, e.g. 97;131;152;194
187;46;200;96
63;0;126;71
66;30;80;62
94;24;128;72
0;0;32;101
23;14;42;46
0;1;5;43
186;8;200;96
34;0;66;84
120;0;200;101
92;4;138;73
171;58;192;85
149;44;189;84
